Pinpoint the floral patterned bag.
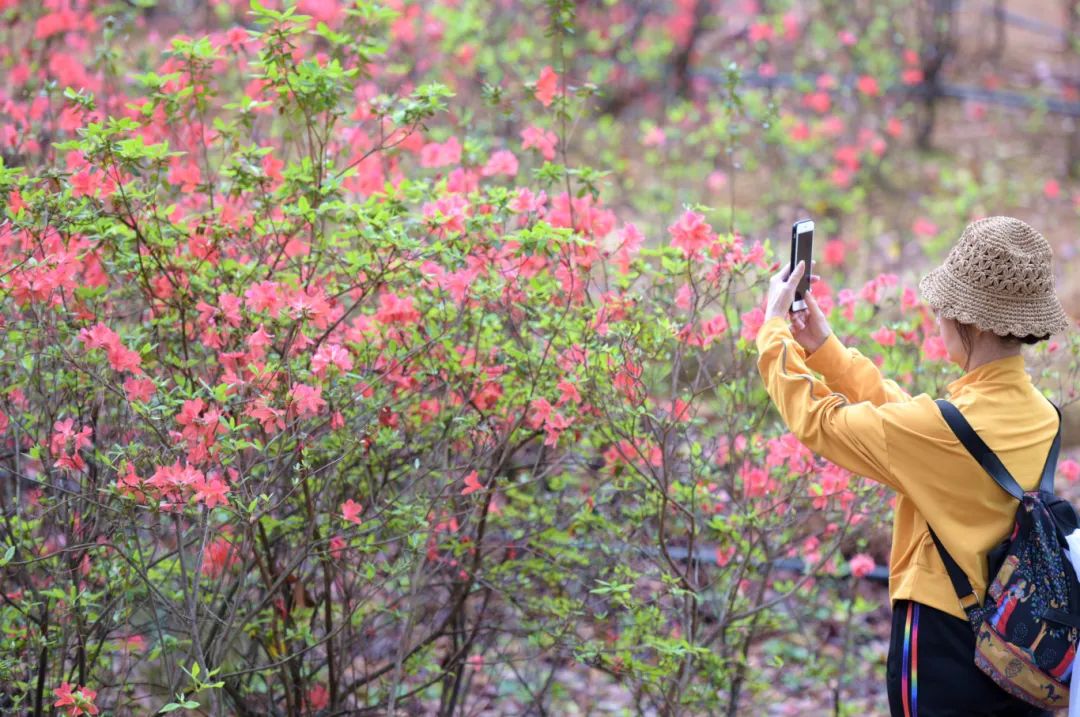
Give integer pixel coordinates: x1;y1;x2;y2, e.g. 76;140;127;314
928;398;1080;710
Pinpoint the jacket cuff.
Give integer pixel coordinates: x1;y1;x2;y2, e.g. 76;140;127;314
804;332;851;378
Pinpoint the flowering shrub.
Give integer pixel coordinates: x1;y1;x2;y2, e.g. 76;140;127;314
1;1;1078;715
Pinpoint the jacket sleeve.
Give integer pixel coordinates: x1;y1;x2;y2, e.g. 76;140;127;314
755;316;901;492
803;330;913;406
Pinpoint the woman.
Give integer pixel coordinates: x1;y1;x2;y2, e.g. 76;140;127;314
757;216;1074;716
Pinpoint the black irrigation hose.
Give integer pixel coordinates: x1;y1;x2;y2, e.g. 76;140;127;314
961;0;1070;40
661;544;891;584
692;68;1080;118
576;538;891;584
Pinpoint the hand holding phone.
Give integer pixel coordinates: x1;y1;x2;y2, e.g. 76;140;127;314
790;219;814;312
791;286;832;354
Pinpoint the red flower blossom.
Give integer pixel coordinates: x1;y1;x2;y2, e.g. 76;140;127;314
289;383;326;418
901;68;924;85
481;149;519;177
341;498;364;524
739;305;766;342
307;684;330;711
912;217;938;237
167;157;202;193
520;125;558;161
849;553;876;578
823;238;846;266
261;151;284;182
247;397;284;434
202;536;239;577
534;65;559;107
375;291;422;326
856;75;880;97
53;683;99;716
311;343;353;376
192;472;231;509
419;136;462;168
871;326;897;346
123;376;156;403
461;470;483;496
802;91;831;114
748;22;773;42
667;210;716;259
921;334;949;362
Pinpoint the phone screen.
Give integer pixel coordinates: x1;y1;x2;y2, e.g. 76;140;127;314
790;220;813;309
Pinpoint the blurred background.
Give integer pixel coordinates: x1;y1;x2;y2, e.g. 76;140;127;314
5;0;1080;312
39;0;1078;325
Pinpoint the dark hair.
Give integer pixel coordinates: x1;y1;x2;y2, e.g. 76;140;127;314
955;321;1050;372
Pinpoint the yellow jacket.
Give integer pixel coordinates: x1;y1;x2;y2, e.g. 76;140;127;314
755;315;1060;620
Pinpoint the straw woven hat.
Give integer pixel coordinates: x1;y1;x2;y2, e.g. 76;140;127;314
917;216;1072;338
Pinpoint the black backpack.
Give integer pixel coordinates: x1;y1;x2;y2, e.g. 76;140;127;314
927;397;1080;710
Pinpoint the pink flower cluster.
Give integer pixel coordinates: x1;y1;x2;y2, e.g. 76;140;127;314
527;397;574;447
53;682;98;716
848;553;876;578
51;418;92;473
141;459;233;511
422;194;470;238
667;210;716;260
174;398;228;464
78;322;142;373
520;125;558;160
202;535;239;577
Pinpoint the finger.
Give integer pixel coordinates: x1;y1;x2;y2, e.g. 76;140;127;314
776;262;804;306
789;260;806;283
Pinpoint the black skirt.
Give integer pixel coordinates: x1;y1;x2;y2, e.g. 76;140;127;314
886;599;1054;716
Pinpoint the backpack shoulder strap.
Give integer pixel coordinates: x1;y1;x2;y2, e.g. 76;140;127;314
934;398;1024;501
1038;397;1063;494
929;397;1065;613
927;524;981;612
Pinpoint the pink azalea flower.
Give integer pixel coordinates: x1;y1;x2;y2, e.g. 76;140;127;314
480;149;519;177
849;553;876;578
520;125;558;161
667;210;716;259
856;75;880;97
461;470;483;496
871;326;897;346
290;383;326;418
341;498;363;524
534;65;559;107
53;682;99;716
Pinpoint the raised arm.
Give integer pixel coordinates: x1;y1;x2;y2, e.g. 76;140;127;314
803;331;913;406
755;315;902;491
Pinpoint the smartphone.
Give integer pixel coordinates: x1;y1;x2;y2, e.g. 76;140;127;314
790;218;814;312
